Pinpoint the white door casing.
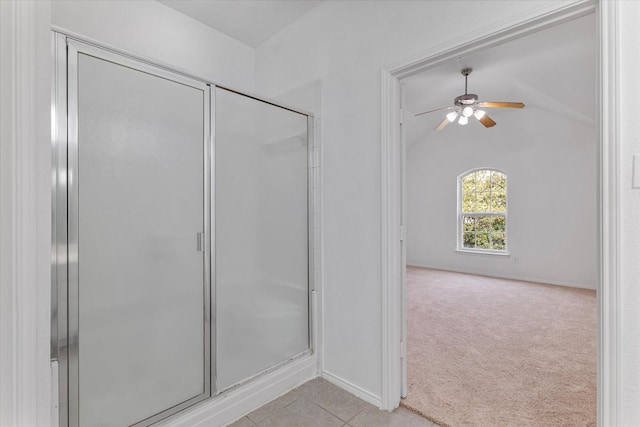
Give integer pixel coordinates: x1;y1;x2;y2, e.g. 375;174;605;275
380;3;619;427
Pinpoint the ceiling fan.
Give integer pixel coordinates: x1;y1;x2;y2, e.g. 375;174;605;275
415;68;525;131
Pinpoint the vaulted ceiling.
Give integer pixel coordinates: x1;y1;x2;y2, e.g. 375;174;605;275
403;13;596;143
158;0;324;48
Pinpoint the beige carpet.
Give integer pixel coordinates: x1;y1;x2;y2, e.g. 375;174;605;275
401;267;596;427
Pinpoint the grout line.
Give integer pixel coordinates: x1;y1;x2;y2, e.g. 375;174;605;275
344;406;366;424
247;394;302;425
283;396;301;409
308;400;345;423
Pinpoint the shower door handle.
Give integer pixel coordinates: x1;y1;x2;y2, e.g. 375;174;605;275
196;232;205;252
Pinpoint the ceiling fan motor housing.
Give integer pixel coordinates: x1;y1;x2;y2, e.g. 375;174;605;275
454;93;478;106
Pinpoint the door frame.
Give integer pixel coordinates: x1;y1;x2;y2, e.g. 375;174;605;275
380;1;620;425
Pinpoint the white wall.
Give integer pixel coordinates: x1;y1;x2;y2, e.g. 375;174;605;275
3;0;640;425
255;0;589;403
406;109;598;288
619;1;640;425
1;1;52;424
52;0;255;91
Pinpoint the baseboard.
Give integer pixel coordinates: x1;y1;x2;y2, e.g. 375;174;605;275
321;370;382;408
406;263;596;290
162;355;318;427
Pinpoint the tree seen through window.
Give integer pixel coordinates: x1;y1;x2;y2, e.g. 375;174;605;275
460;169;507;251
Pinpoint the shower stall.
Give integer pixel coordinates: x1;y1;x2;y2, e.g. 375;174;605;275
51;33;313;426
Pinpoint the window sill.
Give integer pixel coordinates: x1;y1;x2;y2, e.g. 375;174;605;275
455;249;510;257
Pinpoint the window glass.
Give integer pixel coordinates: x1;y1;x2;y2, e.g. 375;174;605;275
459;170;507;252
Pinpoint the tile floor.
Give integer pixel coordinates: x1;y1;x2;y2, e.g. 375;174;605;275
227;378;438;427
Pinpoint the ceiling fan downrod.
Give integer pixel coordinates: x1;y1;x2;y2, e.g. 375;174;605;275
462;68;472;94
455;68;478;106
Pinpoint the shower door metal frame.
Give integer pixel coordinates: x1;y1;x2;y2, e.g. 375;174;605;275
53;33;212;427
211;87;313;395
52;29;316;427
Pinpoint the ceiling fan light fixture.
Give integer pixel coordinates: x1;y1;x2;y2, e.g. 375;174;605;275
415;67;525;131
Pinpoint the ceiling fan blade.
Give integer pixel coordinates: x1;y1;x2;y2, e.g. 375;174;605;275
434;117;451;131
477;113;496;128
415;105;456;117
477;101;525;109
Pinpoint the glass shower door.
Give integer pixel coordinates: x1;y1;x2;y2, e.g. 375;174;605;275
57;37;311;426
69;43;210;426
214;88;310;391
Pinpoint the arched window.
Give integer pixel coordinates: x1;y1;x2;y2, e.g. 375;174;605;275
459;169;507;252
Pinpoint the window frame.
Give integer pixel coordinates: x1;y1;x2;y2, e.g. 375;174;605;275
456;168;509;255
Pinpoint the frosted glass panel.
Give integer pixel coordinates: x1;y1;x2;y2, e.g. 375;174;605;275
76;54;207;425
215;88;309;391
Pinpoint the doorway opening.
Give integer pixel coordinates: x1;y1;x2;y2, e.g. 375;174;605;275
380;2;620;426
400;13;598;425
